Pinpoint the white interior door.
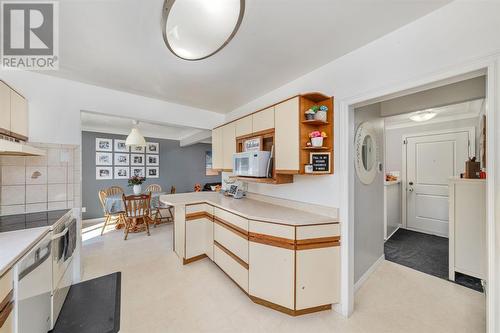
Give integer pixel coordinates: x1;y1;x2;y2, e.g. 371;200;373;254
406;130;471;237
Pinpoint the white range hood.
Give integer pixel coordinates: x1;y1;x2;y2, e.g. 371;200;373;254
0;138;45;156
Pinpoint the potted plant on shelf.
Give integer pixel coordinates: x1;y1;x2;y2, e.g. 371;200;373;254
305;105;319;120
314;105;328;122
128;175;146;195
309;130;327;147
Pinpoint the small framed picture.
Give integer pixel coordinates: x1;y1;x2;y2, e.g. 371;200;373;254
130;145;145;153
146;167;159;178
146;142;159;154
96;138;112;152
96;167;112;180
131;154;145;166
114;167;129;179
96;152;112;165
114;153;129;166
131;167;145;177
146;154;159;166
114;139;129;152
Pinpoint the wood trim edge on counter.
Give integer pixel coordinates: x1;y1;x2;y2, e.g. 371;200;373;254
186;212;213;221
0;290;12;314
249;232;341;250
0;301;13;328
249;232;295;250
214;241;249;269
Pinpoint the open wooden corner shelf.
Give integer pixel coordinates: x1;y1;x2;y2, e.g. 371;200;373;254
299;93;334;175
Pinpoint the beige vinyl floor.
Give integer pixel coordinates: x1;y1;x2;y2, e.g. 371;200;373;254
82;223;486;333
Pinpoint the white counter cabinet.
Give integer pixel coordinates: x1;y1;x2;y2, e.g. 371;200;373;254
166;193;340;316
448;178;486;281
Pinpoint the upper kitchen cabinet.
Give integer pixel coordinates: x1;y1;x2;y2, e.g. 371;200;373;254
275;97;300;172
0;82;11;136
252;107;274;133
212;126;223;170
235;115;252;137
0;81;29;141
10;90;28;140
222;122;236;170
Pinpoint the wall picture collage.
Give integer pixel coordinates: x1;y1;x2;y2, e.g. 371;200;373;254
95;137;160;180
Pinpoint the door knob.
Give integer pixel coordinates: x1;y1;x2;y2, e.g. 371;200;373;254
409;181;414;185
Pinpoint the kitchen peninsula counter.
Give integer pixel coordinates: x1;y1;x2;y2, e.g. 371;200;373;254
160;192;340;316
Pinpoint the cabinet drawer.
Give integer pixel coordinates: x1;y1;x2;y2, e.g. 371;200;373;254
0;303;13;333
296;224;340;240
214;244;248;293
214;208;248;231
214;222;248;263
186;204;213;216
0;270;12;308
249;220;294;239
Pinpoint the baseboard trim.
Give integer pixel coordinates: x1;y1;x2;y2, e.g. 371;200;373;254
354;254;385;293
385;224;402;241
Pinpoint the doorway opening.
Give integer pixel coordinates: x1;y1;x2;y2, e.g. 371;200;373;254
351;73;488;326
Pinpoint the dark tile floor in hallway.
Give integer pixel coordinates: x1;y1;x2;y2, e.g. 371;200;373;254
384;228;483;292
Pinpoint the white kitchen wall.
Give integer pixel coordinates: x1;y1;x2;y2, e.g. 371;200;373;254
223;1;500;209
0;144;81;215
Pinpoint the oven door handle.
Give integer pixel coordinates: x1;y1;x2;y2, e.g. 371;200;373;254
52;227;69;240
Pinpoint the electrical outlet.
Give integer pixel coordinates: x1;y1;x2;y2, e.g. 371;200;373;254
81;207;86;213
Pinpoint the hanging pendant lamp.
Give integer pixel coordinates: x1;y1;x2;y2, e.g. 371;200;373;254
125;120;146;147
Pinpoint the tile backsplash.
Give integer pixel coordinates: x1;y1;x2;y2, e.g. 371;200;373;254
0;143;81;216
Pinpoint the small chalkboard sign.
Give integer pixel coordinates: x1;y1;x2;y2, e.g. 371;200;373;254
310;152;331;173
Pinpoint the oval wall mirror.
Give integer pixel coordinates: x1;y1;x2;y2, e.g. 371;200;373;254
162;0;245;61
355;122;378;184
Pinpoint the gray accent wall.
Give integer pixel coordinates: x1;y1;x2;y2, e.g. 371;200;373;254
354;104;385;283
82;131;220;219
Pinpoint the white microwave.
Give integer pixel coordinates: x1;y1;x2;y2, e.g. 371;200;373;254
233;151;271;177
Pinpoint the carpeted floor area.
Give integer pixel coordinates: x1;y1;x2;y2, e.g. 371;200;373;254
384;228;483;292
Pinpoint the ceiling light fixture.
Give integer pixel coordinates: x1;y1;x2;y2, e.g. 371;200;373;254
125;120;146;147
409;110;437;122
161;0;245;61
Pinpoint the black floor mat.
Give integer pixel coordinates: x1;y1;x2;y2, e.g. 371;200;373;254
385;229;483;292
51;272;121;333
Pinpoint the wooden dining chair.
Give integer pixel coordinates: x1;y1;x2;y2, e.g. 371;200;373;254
145;184;165;226
105;186;124;196
122;193;152;240
98;190;126;235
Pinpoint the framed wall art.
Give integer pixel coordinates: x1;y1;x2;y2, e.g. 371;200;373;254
96;152;113;165
114;167;130;179
114;139;129;152
114;153;129;166
146;167;159;178
96;138;113;152
146;154;159;166
96;167;113;180
147;142;159;154
131;154;145;166
131;167;145;177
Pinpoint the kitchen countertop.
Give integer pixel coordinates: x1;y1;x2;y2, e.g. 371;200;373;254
0;226;50;277
161;192;338;226
0;209;72;233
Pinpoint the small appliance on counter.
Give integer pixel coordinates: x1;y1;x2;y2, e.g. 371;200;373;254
233;150;271;178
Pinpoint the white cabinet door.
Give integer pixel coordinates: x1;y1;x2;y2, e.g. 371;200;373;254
186;218;209;259
249;242;294;309
222;123;236;170
295;247;340;310
0;82;11;133
10;90;28;138
275;97;299;171
235;115;252;137
406;131;470;236
211;127;223;170
252;107;274;133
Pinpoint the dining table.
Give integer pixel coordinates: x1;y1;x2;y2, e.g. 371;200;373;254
104;192;166;230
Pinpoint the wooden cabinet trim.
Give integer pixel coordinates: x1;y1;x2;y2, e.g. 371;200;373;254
183;254;208;265
0;300;13;329
214;241;249;269
186;212;213;221
249;232;295;250
213;216;248;239
249;295;331;317
0;290;12;315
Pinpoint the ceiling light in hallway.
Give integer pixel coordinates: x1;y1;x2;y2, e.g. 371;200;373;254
162;0;245;61
409;110;437;122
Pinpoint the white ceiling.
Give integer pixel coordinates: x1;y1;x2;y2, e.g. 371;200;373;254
80;111;207;141
384;99;484;129
48;0;451;113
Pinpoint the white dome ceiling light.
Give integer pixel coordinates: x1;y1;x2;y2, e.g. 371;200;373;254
409;110;437;122
161;0;245;61
125;120;147;147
